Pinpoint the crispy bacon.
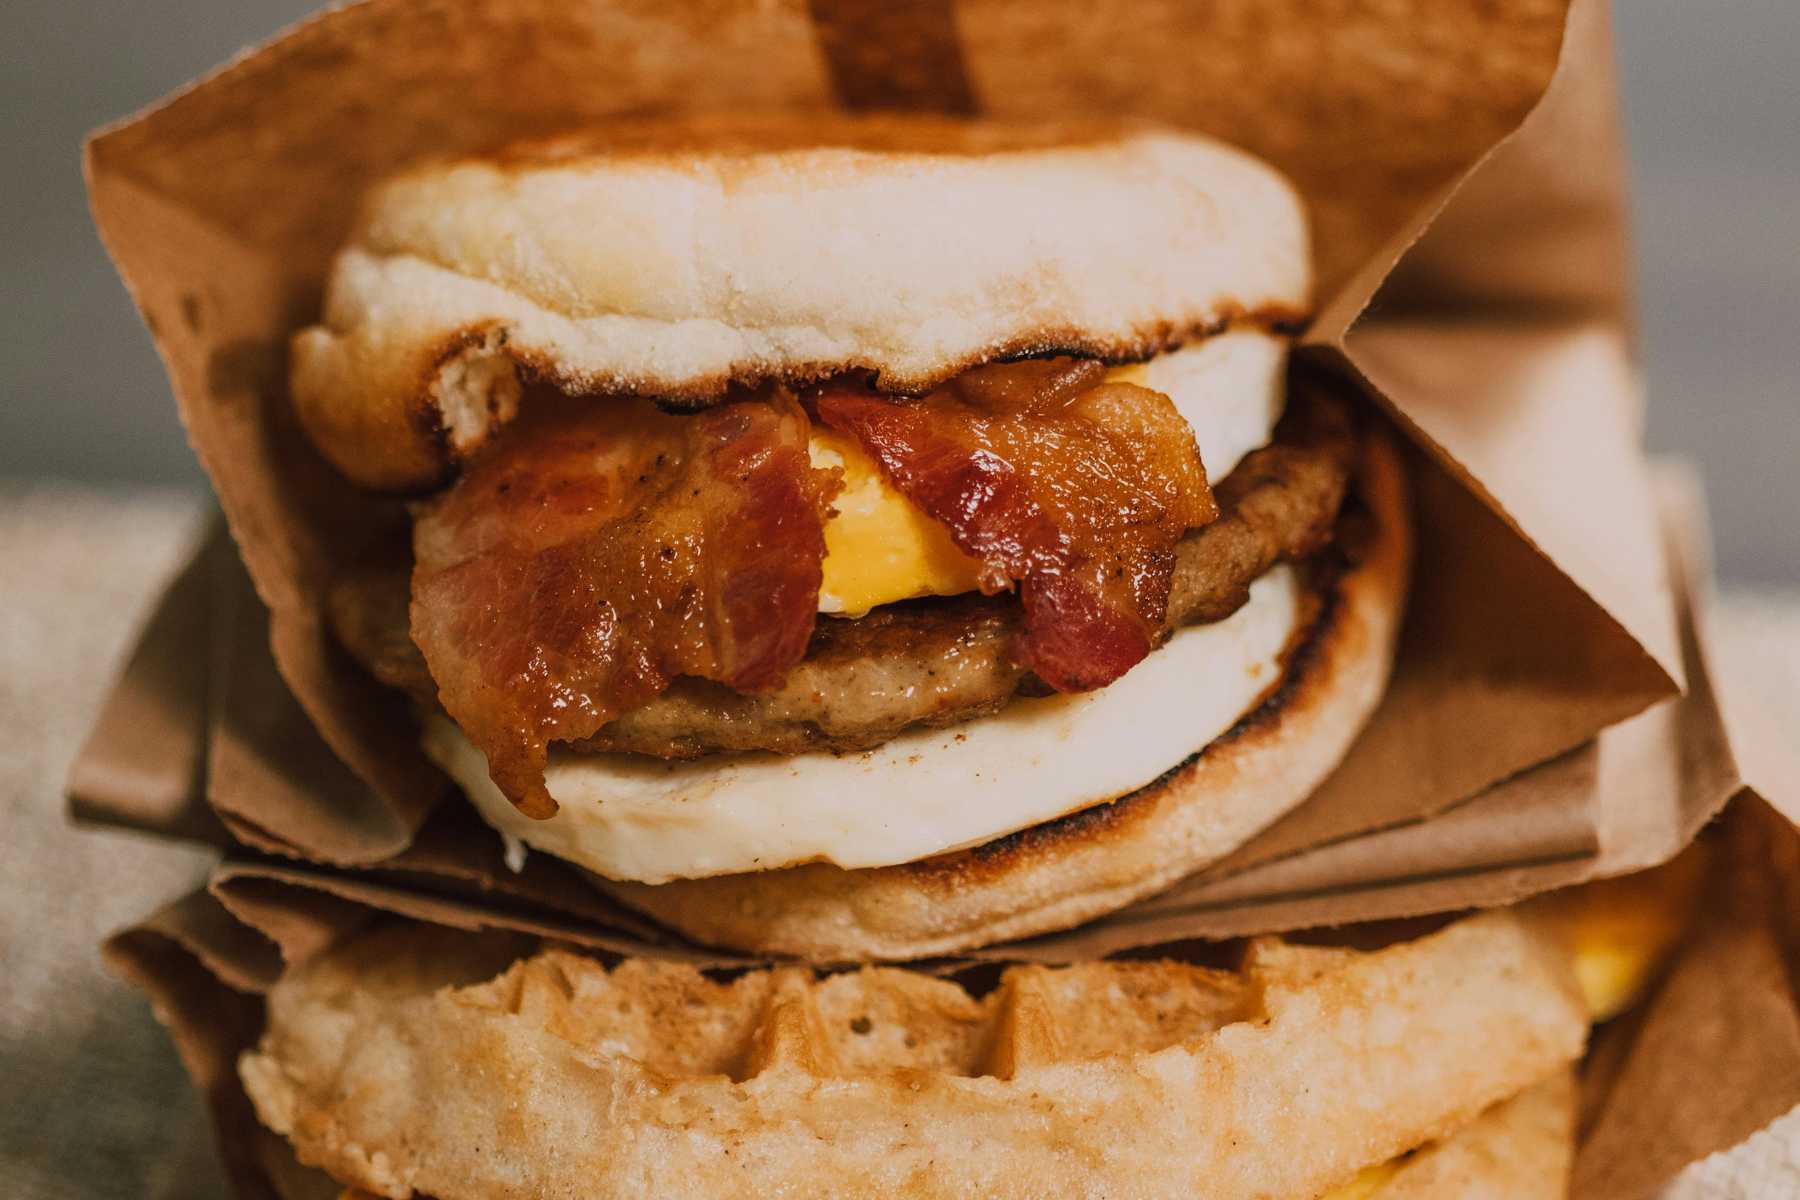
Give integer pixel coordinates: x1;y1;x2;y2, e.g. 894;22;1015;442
813;359;1218;693
410;390;833;816
335;387;1356;760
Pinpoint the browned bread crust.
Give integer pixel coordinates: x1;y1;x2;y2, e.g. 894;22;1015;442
289;115;1310;491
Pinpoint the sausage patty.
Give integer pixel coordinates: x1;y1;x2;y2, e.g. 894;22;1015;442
327;379;1359;760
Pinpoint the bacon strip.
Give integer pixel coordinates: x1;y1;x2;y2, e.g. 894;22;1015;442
813;359;1217;692
332;386;1356;761
410;391;833;816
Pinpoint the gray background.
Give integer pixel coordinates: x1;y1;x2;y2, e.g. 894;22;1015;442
1;0;1796;580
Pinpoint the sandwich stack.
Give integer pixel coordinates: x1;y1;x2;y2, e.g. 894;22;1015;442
68;0;1800;1196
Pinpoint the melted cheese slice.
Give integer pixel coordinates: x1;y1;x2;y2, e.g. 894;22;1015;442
428;564;1299;883
1317;868;1704;1200
1316;1161;1401;1200
812;427;987;615
1540;848;1707;1022
814;330;1286;614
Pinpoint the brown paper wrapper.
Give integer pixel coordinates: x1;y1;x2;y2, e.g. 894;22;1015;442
70;0;1800;1191
81;0;1682;876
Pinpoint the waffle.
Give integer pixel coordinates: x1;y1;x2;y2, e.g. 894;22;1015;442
326;1067;1580;1200
241;910;1584;1200
1320;1069;1576;1199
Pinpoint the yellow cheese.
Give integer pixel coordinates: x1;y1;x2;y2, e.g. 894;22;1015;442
1315;1160;1400;1200
1573;924;1669;1024
1551;847;1708;1022
1313;855;1707;1200
811;427;986;615
809;335;1288;616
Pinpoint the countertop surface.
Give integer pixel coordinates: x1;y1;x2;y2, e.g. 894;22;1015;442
4;484;1799;1200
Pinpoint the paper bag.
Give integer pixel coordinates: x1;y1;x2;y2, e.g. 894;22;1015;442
80;0;1681;876
71;0;1800;1192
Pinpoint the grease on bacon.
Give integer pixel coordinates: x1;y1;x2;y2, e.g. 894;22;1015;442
334;383;1357;763
409;390;835;816
813;358;1219;693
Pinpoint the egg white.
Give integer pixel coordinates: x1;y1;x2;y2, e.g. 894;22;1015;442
427;565;1298;883
1133;328;1286;482
426;332;1293;882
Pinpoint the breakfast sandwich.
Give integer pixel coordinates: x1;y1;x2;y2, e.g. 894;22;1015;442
295;115;1412;961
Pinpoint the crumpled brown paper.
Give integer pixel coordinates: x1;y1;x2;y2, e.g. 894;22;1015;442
80;0;1681;875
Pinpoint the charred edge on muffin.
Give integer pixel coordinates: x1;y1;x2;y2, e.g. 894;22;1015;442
390;322;556;498
412;305;1311;420
661;302;1312;407
338;304;1312;494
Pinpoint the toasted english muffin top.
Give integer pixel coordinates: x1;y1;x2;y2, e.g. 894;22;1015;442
290;115;1310;490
